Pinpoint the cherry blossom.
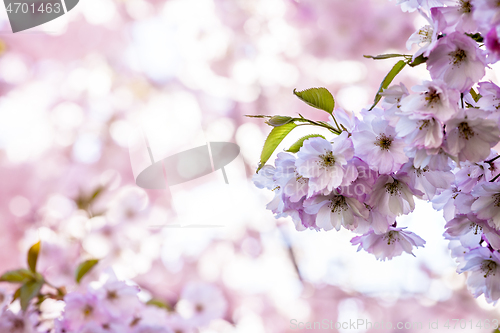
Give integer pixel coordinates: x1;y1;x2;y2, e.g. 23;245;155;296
351;226;426;261
427;32;487;92
458;247;500;303
471;182;500;229
351;109;408;174
295;133;356;197
303;193;369;231
444;109;500;162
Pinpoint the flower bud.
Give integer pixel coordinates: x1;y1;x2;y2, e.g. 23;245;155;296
266;116;293;127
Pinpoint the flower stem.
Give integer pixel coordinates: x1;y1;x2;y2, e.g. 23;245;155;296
296;115;342;134
490;173;500;182
331;115;342;133
486;155;500;164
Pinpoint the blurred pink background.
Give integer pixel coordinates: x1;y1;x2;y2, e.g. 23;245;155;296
1;0;500;331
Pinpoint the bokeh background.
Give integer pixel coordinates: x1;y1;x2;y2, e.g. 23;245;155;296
1;0;500;331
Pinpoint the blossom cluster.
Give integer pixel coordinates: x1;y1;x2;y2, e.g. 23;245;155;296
253;0;500;303
0;182;229;332
52;275;226;333
0;244;227;333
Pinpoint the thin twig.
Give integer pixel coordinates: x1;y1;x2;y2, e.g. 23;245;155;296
490;173;500;182
486;155;500;164
277;224;304;283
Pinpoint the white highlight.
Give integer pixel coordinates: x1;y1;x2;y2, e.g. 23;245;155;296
60;0;68;13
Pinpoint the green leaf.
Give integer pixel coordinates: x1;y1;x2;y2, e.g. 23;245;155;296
257;122;297;172
364;53;410;60
27;241;40;273
286;134;326;153
369;60;406;111
245;114;269;119
470;88;482;102
20;278;44;311
293;87;335;115
75;259;99;283
266;116;293;127
0;269;34;283
76;186;104;210
466;32;483;43
12;287;21;302
146;298;172;311
408;54;428;67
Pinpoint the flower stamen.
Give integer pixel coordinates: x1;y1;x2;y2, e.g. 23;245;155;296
493;193;500;207
319;151;336;167
458;0;473;13
424;88;440;108
375;134;393;150
383;231;401;245
328;195;347;213
385;180;401;195
469;222;483;235
448;49;467;67
481;260;497;278
458;121;475;140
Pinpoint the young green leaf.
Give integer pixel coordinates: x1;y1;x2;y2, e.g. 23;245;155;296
364;53;410;60
369;60;406;111
257;122;297;172
146;298;172;311
12;287;21;302
245;115;269;119
0;269;34;283
20;278;43;311
293;88;335;115
266;115;293;127
75;259;99;283
470;88;482;102
27;241;40;273
466;32;484;43
286;134;326;153
408;54;428;67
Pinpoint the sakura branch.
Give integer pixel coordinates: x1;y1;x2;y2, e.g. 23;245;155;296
250;0;500;304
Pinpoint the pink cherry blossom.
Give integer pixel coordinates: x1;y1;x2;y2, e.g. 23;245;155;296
472;0;500;30
351;226;426;261
454;153;499;192
444;109;500;162
409;147;454;171
444;214;500;249
252;165;276;190
399;79;459;122
62;292;110;331
471;182;500;229
484;26;500;63
303;193;369;231
395;114;444;149
406;8;446;60
457;247;500;303
399;160;454;200
427;32;487;92
175;283;227;327
351;109;408;174
95;279;141;319
0;310;38;333
367;174;420;218
477;81;500;111
275;152;309;202
296;133;357;197
435;0;477;33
